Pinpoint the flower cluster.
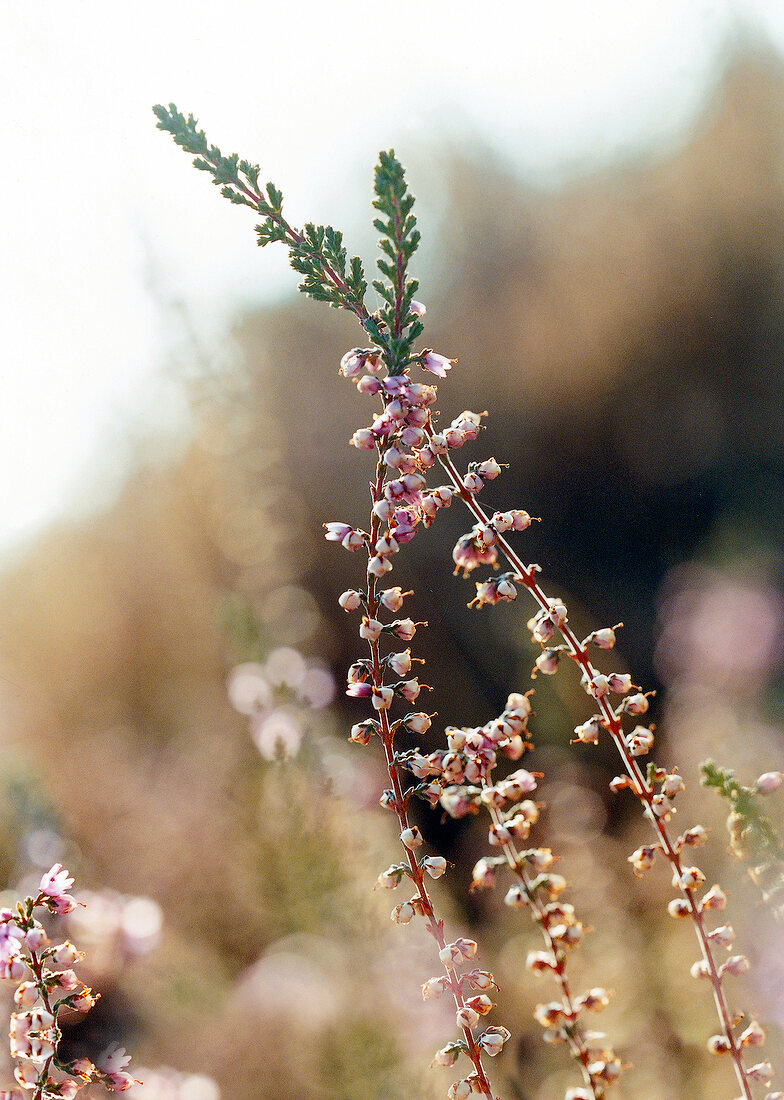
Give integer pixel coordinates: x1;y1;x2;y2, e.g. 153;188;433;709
330;323;507;1099
2;865;136;1099
396;691;621;1099
437;437;776;1100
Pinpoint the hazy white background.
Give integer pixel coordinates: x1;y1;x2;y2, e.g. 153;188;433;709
2;0;783;553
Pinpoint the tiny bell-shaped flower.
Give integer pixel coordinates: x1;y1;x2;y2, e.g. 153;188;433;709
422;855;447;879
504;885;527;909
420;351;454;378
677;866;706;891
422;976;450;1000
455;1005;480;1030
756;771;783;795
747;1062;774;1086
720;954;750;977
740;1020;766;1046
700;884;727;911
39;864;76;915
400;826;423;851
391;901;415;925
478;1025;511;1057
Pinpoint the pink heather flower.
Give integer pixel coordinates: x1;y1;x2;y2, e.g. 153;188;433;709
96;1044;133;1090
409;299;426;317
323;522;353;542
39;864;76;915
71;988;98;1012
0;921;23;964
339;348;367;378
756;771;783;795
420;351;453;378
14;983;39;1009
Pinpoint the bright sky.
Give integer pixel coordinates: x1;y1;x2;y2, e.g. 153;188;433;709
2;0;783;553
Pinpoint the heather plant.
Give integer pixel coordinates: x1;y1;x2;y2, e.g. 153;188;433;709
153;104;781;1100
2;864;136;1099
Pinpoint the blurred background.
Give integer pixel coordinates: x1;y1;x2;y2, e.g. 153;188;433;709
2;3;784;1098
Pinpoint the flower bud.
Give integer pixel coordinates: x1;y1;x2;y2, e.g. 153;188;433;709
740;1020;765;1046
455;1006;479;1030
338;590;362;612
422;856;447;879
720;954;750;977
756;772;783;795
391;902;415;925
504;885;527;909
13;983;39;1008
699;885;727;911
747;1062;774;1086
422;976;449;1000
371;686;393;710
478;1025;511;1056
400;827;423;851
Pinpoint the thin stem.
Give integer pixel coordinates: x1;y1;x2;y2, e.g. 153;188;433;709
431;433;754;1100
482;785;604;1099
363;451;497;1099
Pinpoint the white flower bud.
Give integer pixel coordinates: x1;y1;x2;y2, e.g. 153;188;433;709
371;686;393;710
608;672;632;694
422;856;447;879
422;976;449;1000
690;960;709;979
455;1006;479;1030
360;617;382;642
391;902;415;925
740;1020;765;1046
589;627;617;649
338;589;362;612
678;866;706;891
478;1026;511;1056
535;649;560;675
747;1062;774;1086
756;772;783;795
623;692;649;714
400;827;423;851
720;954;750;977
407;712;431;734
708;924;735;948
504;885;527;909
13;982;39;1008
573;718;601;745
699;885;727;911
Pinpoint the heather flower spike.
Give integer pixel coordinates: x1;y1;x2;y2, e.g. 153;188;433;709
3;867;136;1099
157;108;780;1100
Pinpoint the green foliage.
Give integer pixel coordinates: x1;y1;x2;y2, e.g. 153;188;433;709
701;759;784;862
153;108;430;363
153;103;369;318
371;150;424;370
